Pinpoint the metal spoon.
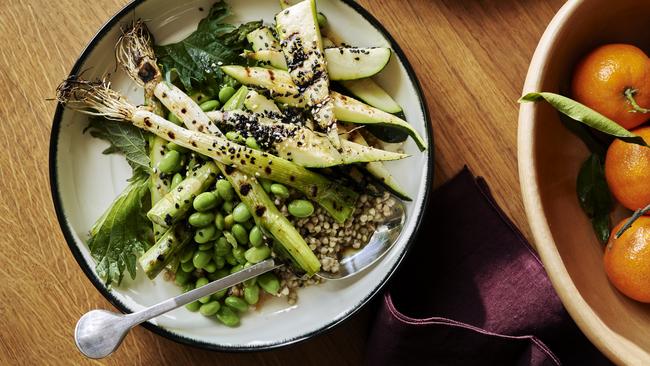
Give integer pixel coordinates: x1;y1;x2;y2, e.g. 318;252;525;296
75;199;405;359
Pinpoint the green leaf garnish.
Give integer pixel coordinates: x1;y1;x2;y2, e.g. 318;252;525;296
154;1;262;95
519;92;648;146
85;118;151;175
576;154;614;243
88;172;151;286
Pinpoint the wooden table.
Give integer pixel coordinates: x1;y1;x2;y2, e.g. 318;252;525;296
0;0;566;364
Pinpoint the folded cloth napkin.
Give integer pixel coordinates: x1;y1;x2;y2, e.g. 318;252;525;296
365;167;612;366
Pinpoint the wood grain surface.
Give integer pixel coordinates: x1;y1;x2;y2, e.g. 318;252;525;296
0;0;565;364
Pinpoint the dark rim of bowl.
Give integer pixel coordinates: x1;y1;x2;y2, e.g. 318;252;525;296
49;0;434;353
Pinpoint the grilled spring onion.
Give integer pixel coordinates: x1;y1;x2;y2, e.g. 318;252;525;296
139;223;193;279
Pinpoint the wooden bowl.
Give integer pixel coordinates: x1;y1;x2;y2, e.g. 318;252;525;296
518;1;650;364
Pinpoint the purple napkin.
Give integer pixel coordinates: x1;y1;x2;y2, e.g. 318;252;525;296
365;167;612;366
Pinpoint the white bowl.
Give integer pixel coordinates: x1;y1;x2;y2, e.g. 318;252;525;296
50;0;433;351
519;0;650;364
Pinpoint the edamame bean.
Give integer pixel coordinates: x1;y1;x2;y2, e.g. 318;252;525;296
225;131;244;143
230;264;244;274
317;12;328;28
199;301;221;316
167;111;182;125
193;250;212;269
270;183;290;198
214;212;225;230
179;246;194;263
214;256;225;269
232;246;247;264
214;268;229;279
158;150;182;174
223;231;237;247
243;220;254;230
203;261;218;273
225;252;238;266
245;136;260;150
218;86;236;104
225;296;249;312
167;142;188;153
180;260;195;273
185;301;201;312
190;92;210;104
171;172;184;190
212;288;228;300
195;277;211;304
224;214;235;230
244;246;271;264
189;212;215;228
259;178;272;193
193;192;219;212
198;241;214;251
199;99;220;112
174;270;192;286
195;225;217;243
216;179;235;201
216;306;240;327
249;226;264;247
244;284;260;305
288;200;315;218
232;224;248;245
232;202;252;223
258;272;280;294
183;283;194;293
222;201;234;214
243;276;256;287
214;236;231;257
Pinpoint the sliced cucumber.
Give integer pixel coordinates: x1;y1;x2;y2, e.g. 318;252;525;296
246;27;280;52
244;90;281;114
339;78;402;113
331;92;427;151
325;48;391;80
275;0;339;147
349;132;411;200
221;65;302;106
241;47;391;81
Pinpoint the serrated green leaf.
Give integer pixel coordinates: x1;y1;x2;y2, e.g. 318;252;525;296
520;92;648;146
86;118;151;175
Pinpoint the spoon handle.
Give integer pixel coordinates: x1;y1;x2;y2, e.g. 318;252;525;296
125;259;278;327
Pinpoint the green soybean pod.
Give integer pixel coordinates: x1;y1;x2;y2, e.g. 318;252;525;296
225;296;249;312
203;261;218;273
232;224;248;245
185;301;201;312
188;212;215;228
232;246;247;264
216;179;235;201
167;111;183;125
193;250;212;269
193;192;219;212
270;183;290;199
158;150;182;174
244;284;260;305
216;306;240;327
174;269;192;286
287;199;315;218
180;260;195;273
249;226;264;247
195;225;217;243
179;246;194;263
214;212;225;230
214;236;231;257
167;142;188;153
244;246;271;264
230;264;244;274
170;173;184;190
199;301;221;316
245;136;260;150
218;86;237;104
199;99;220;112
232;202;252;223
258;272;280;295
